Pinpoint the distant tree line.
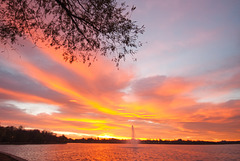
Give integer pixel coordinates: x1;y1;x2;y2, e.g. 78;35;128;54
0;125;67;144
69;138;128;144
140;139;240;145
70;138;240;144
1;125;239;144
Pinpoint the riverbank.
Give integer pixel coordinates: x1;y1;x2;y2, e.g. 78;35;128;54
0;152;27;161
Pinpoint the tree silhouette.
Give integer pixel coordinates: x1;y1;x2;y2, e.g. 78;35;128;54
0;0;144;66
0;125;68;144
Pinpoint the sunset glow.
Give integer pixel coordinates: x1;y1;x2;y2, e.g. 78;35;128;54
0;0;240;141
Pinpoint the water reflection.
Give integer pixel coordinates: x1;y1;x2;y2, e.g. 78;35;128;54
0;143;239;161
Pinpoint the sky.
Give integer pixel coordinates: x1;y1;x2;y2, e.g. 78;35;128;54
0;0;240;141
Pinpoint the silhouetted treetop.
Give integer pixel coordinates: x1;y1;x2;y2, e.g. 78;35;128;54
0;125;68;144
0;0;144;66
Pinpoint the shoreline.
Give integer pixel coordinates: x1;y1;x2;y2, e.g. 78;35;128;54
0;152;27;161
1;142;240;145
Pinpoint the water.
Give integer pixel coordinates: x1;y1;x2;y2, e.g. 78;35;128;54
0;143;239;161
132;125;135;140
130;125;138;146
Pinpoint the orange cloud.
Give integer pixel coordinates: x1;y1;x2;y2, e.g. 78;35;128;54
0;39;240;141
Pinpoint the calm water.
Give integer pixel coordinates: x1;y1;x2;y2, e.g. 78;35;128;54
0;143;239;161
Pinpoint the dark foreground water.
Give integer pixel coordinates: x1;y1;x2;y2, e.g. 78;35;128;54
0;143;239;161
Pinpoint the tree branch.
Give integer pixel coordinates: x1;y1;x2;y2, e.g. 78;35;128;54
54;0;90;43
